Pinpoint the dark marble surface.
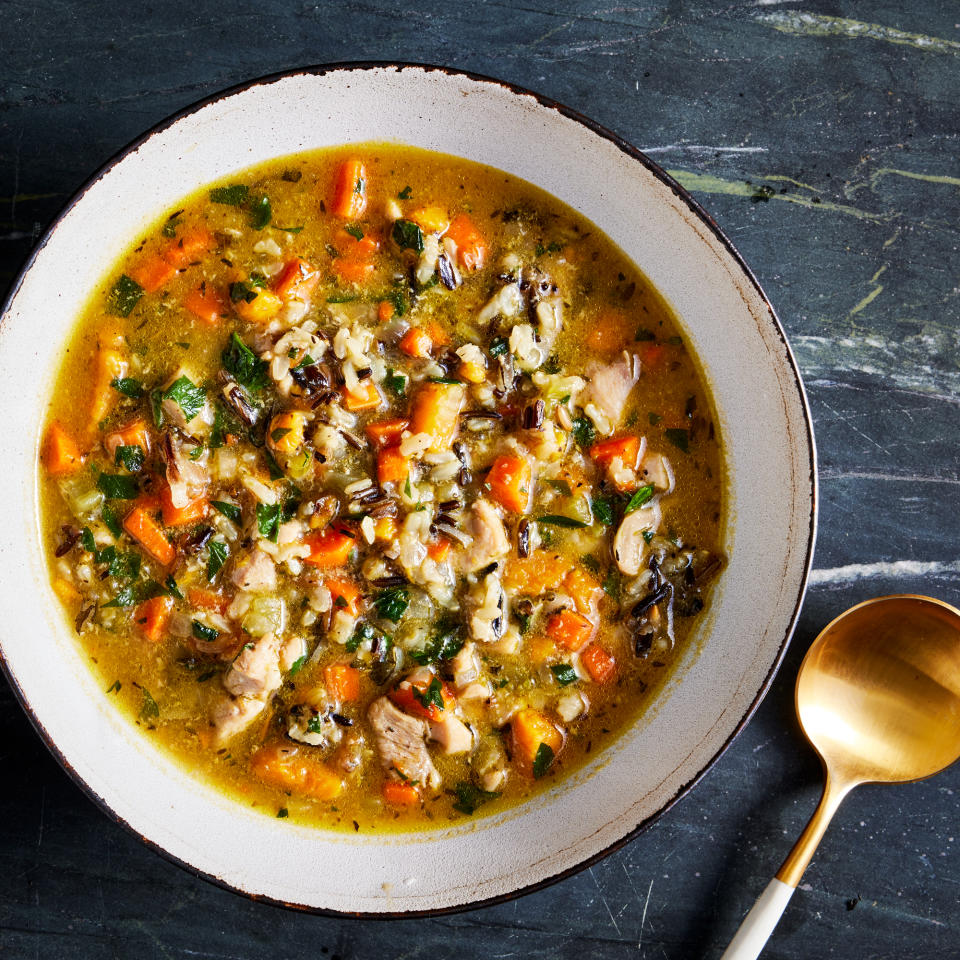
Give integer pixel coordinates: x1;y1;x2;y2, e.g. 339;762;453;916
2;1;959;957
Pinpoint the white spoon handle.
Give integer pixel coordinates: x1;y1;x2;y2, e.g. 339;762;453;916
719;878;795;960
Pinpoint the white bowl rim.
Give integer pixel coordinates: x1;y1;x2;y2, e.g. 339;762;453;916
0;61;817;918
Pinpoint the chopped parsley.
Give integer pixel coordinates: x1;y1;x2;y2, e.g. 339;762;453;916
413;678;445;712
452;781;500;816
248;193;272;230
489;336;509;358
111;376;144;398
109;274;143;317
537;515;589;529
374;586;409;623
139;688;160;721
222;332;269;392
666;428;690;453
212;500;242;523
551;664;578;686
571;416;595;448
96;473;139;499
256;502;281;543
385;368;407;397
162;376;206;422
397;185;413;199
288;655;308;676
532;742;555;779
624;484;655;514
391;218;424;252
591;496;615;526
409;624;463;665
635;327;656;342
344;223;364;240
114;444;144;473
206;540;228;580
209;183;249;206
191;620;219;643
229;280;259;303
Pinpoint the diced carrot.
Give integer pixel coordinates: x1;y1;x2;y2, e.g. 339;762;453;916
267;410;306;455
378;300;395;322
409;381;465;451
89;339;127;434
184;283;228;325
408;206;449;233
427;538;450;562
545;608;594;652
377;444;410;487
129;255;176;293
638;342;665;369
333;229;379;259
43;422;85;475
324;662;361;702
123;507;176;566
104;418;151;461
459;360;486;384
564;567;603;618
187;588;228;614
510;708;563;777
589;435;641;469
486;455;532;513
382;780;421;806
330;158;368;219
304;526;356;568
398;326;432;358
134;595;174;643
274;258;321;303
163;225;214;267
332;257;375;285
527;634;555;665
341;380;382;412
581;643;617;684
444;213;487;271
233;287;283;324
52;578;81;605
503;551;573;595
160;485;208;526
373;516;397;541
390;677;456;722
424;321;450;347
586;310;629;355
251;742;343;800
365;417;409;450
325;577;362;616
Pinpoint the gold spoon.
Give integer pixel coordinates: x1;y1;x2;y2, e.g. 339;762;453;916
721;594;960;960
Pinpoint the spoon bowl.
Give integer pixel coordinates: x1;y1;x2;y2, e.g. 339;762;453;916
722;594;960;960
797;595;960;785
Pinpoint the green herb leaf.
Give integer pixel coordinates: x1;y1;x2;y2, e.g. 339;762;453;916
532;742;555;779
413;677;445;712
222;332;269;392
624;484;655;514
537;515;589;529
288;654;308;676
385;368;407;397
489;336;509;358
101;503;122;538
373;586;409;623
109;274;143;317
271;427;291;444
648;412;662;425
139;688;160;720
452;781;500;815
581;555;601;574
111;376;144;398
326;294;358;303
274;224;304;234
591;496;615;526
344;223;364;241
391;219;424;252
102;580;163;608
162;376;206;422
209;183;249;206
106;680;121;694
149;388;165;429
635;327;656;342
397;185;412;200
212;500;242;523
207;540;228;580
256;502;281;542
276;807;289;818
292;353;315;370
96;473;139;499
229;280;259;304
164;574;184;600
346;622;376;653
602;568;621;600
114;444;144;472
409;623;463;665
642;529;654;544
161;211;182;238
428;376;462;385
248;193;272;230
571;416;595;448
263;450;284;481
551;663;578;686
191;620;219;642
665;428;690;453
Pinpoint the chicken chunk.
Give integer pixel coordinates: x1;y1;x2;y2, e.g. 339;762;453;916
583;352;641;435
223;633;282;698
459;500;510;574
367;696;441;789
160;430;209;509
429;715;474;755
230;548;277;593
210;694;266;747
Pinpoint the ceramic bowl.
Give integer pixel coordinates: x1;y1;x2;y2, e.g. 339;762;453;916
0;64;816;914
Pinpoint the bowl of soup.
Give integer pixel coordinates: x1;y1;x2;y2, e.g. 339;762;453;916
0;64;815;913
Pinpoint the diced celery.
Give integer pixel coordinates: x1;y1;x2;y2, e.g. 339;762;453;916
59;477;105;520
242;596;285;637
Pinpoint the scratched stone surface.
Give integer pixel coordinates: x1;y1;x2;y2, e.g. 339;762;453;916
2;1;959;957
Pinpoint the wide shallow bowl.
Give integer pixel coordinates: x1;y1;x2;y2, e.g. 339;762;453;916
0;64;816;915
